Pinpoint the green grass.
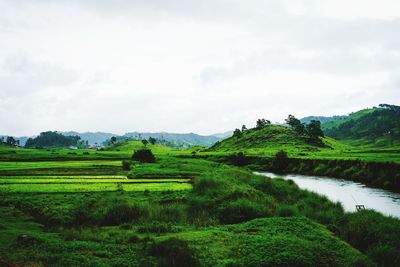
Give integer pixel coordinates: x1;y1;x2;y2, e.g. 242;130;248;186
0;182;192;193
107;140;174;154
1;142;399;266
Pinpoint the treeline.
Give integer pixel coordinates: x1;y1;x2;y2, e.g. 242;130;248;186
325;104;400;142
0;136;19;146
25;131;85;148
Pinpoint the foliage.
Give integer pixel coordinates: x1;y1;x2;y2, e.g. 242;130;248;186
25;131;83;148
340;210;400;267
271;150;289;172
256;118;271;129
322;104;400;146
150;238;198;267
132;149;156;163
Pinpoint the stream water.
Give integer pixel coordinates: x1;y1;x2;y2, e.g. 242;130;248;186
256;172;400;217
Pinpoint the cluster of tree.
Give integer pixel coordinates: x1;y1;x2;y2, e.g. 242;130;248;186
0;136;19;146
141;137;157;147
285;115;324;144
233;118;271;138
132;148;156;163
107;136;158;147
25;131;84;148
325;105;400;143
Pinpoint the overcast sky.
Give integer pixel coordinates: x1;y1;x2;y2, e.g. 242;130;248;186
1;0;400;136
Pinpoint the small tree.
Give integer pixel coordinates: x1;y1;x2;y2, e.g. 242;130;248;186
132;149;156;163
6;136;16;146
306;120;324;144
241;125;247;132
148;137;157;145
285;115;306;135
271;150;289;172
142;139;149;147
233;128;242;138
256;118;271;129
110;136;117;144
122;160;132;170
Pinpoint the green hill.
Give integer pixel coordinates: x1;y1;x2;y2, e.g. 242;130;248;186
321;104;400;147
105;140;173;154
209;125;347;155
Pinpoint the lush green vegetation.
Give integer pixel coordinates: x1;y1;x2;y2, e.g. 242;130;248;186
0;143;399;266
2;111;400;267
322;104;400;147
25;131;86;148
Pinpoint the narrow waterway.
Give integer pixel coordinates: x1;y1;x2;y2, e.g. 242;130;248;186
256;172;400;218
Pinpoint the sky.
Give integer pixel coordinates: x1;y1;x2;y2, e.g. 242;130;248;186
1;0;400;136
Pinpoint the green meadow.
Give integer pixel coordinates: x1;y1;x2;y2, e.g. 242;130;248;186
0;139;400;266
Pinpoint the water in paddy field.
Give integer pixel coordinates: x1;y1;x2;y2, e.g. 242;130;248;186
256;172;400;218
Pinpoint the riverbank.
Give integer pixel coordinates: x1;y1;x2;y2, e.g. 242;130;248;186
257;171;400;217
201;153;400;193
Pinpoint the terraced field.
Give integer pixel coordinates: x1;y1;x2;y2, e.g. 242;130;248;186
0;159;192;193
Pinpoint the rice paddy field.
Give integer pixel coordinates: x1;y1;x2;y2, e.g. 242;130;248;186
0;146;193;194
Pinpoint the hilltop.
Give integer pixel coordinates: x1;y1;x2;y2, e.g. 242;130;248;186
209;125;345;155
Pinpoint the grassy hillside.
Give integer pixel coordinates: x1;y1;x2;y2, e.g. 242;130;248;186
106;140;174;154
322;105;400;147
209;125;347;155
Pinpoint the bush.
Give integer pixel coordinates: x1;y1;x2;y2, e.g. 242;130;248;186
132;149;156;163
150;238;198;267
277;205;299;217
340;210;400;267
122;160;132;170
218;198;269;224
271;150;289;172
102;203;148;225
138;221;174;234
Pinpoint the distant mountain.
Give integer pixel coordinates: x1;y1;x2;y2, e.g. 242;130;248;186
211;130;233;138
62;131;117;145
300;115;346;124
123;132;222;147
320;104;400;146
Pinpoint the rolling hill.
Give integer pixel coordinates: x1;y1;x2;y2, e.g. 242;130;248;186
209;125;346;155
320;104;400;147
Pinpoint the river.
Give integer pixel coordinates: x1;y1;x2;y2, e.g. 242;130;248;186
256;172;400;218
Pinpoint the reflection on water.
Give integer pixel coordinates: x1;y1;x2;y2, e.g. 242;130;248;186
256;172;400;218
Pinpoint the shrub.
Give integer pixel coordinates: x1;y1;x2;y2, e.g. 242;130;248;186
277;205;299;217
150;238;198;267
271;150;289;172
132;149;156;163
102;203;148;225
218;198;269;224
122;160;132;170
138;221;174;234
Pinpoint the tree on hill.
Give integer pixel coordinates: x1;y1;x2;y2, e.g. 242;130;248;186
132;149;156;163
306;120;324;144
25;131;82;148
6;136;17;146
110;136;117;144
286;115;306;135
241;125;247;132
256;118;271;129
149;137;157;145
142;139;149;147
233;128;242;138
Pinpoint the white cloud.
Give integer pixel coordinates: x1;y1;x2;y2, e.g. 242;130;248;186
0;0;399;136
